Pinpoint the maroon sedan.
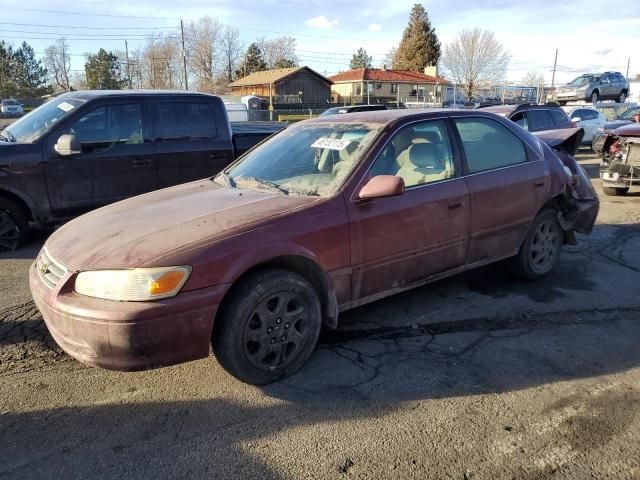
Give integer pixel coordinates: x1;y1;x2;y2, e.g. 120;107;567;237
30;109;598;384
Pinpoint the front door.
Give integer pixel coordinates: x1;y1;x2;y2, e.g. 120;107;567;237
44;101;156;217
451;116;549;263
348;118;470;300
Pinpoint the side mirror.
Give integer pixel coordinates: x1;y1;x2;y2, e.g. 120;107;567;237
571;116;581;122
358;175;405;200
54;134;81;156
632;114;640;123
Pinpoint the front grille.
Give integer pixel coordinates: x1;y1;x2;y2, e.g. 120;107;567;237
36;248;67;289
626;144;640;168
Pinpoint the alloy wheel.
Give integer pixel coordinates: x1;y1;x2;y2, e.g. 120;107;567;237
529;220;560;274
242;292;310;371
0;211;20;251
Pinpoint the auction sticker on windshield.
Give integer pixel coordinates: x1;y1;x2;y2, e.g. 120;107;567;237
57;102;75;112
311;138;351;151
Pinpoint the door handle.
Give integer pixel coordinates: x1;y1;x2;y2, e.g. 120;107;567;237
448;201;463;210
209;153;227;160
132;158;151;166
533;181;546;189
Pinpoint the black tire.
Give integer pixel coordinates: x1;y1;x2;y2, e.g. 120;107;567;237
558;100;567;106
510;209;563;281
212;268;322;385
616;91;626;103
0;197;28;252
603;186;629;196
591;90;599;103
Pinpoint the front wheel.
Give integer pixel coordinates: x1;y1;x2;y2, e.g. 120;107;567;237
212;268;322;385
0;198;29;252
603;186;629;196
591;90;599;103
510;209;563;280
617;92;626;103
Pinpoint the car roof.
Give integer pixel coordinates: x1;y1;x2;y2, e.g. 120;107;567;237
59;90;217;101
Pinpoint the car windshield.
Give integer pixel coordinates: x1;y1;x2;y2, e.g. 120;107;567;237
567;75;597;87
320;107;348;116
218;121;382;197
2;100;19;106
4;97;84;143
618;108;640;120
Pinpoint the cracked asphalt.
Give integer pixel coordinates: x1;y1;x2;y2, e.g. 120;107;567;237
2;151;640;479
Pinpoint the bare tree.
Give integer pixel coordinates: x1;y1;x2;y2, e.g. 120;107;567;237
185;16;222;92
257;36;298;69
219;25;242;84
523;70;545;87
385;47;398;69
43;38;71;91
440;28;510;99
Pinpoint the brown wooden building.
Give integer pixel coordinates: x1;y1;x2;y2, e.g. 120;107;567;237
229;67;332;104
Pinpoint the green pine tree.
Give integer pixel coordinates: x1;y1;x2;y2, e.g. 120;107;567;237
350;48;372;69
85;49;124;90
236;43;267;78
393;4;441;73
0;41;16;97
273;58;298;69
13;42;50;97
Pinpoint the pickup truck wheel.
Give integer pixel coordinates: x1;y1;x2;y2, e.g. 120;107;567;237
212;268;322;385
0;198;28;251
510;209;562;280
603;186;629;196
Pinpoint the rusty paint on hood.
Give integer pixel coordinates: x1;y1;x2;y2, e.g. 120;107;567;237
46;180;320;271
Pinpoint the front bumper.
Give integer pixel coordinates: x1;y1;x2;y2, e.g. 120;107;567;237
30;262;229;371
601;170;640;187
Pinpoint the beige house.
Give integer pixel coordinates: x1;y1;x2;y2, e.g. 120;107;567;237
328;67;447;105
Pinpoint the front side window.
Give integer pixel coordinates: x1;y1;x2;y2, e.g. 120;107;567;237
370;119;455;188
62;103;144;154
510;112;527;129
550;109;569;125
619;107;640;120
454;117;527;174
222;121;382;197
157;102;217;140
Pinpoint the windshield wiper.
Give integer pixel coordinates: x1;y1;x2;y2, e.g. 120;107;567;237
0;131;14;142
234;177;290;195
214;171;236;188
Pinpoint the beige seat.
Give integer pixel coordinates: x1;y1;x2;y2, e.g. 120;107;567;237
396;143;449;187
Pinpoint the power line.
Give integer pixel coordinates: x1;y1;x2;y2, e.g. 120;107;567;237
0;29;176;38
8;7;175;21
0;21;176;31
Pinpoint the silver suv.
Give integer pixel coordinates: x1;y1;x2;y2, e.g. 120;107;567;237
555;72;629;105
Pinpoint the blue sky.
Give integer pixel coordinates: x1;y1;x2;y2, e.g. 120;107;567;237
2;0;639;84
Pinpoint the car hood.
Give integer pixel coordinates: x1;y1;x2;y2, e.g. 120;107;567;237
46;180;320;271
612;123;640;137
533;127;584;156
603;120;632;131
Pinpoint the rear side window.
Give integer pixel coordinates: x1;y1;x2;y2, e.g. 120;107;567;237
550;109;569;125
454;117;527;174
527;110;553;130
157;101;217;141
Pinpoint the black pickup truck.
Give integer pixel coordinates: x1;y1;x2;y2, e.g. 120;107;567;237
0;90;285;250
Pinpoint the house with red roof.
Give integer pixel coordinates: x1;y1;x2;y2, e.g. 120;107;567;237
328;66;448;105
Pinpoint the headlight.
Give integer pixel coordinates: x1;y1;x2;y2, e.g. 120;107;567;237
74;266;192;301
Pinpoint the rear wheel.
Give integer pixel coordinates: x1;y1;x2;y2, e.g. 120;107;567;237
212;268;322;385
510;209;563;280
617;91;626;103
603;186;629;196
0;198;28;252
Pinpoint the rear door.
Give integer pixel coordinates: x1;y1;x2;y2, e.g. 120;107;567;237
451;115;549;263
152;97;234;188
44;100;156;217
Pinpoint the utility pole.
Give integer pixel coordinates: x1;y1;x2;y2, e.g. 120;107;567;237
124;40;132;89
626;57;630;79
180;19;189;90
551;48;558;89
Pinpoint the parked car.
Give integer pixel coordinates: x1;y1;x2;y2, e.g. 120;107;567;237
0;90;285;251
320;104;388;116
592;106;640;152
566;107;606;145
597;123;640;196
478;104;583;154
30;109;598;384
555;72;629;104
0;99;24;117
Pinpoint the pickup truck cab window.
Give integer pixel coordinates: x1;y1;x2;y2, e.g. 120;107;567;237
157;101;217;140
370;119;455;187
454;117;527;173
61;103;146;154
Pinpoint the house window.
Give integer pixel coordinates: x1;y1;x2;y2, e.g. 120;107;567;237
356;84;362;96
376;83;382;89
391;83;398;94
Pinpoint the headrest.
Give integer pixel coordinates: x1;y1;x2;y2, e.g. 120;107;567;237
408;143;441;168
421;131;442;144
